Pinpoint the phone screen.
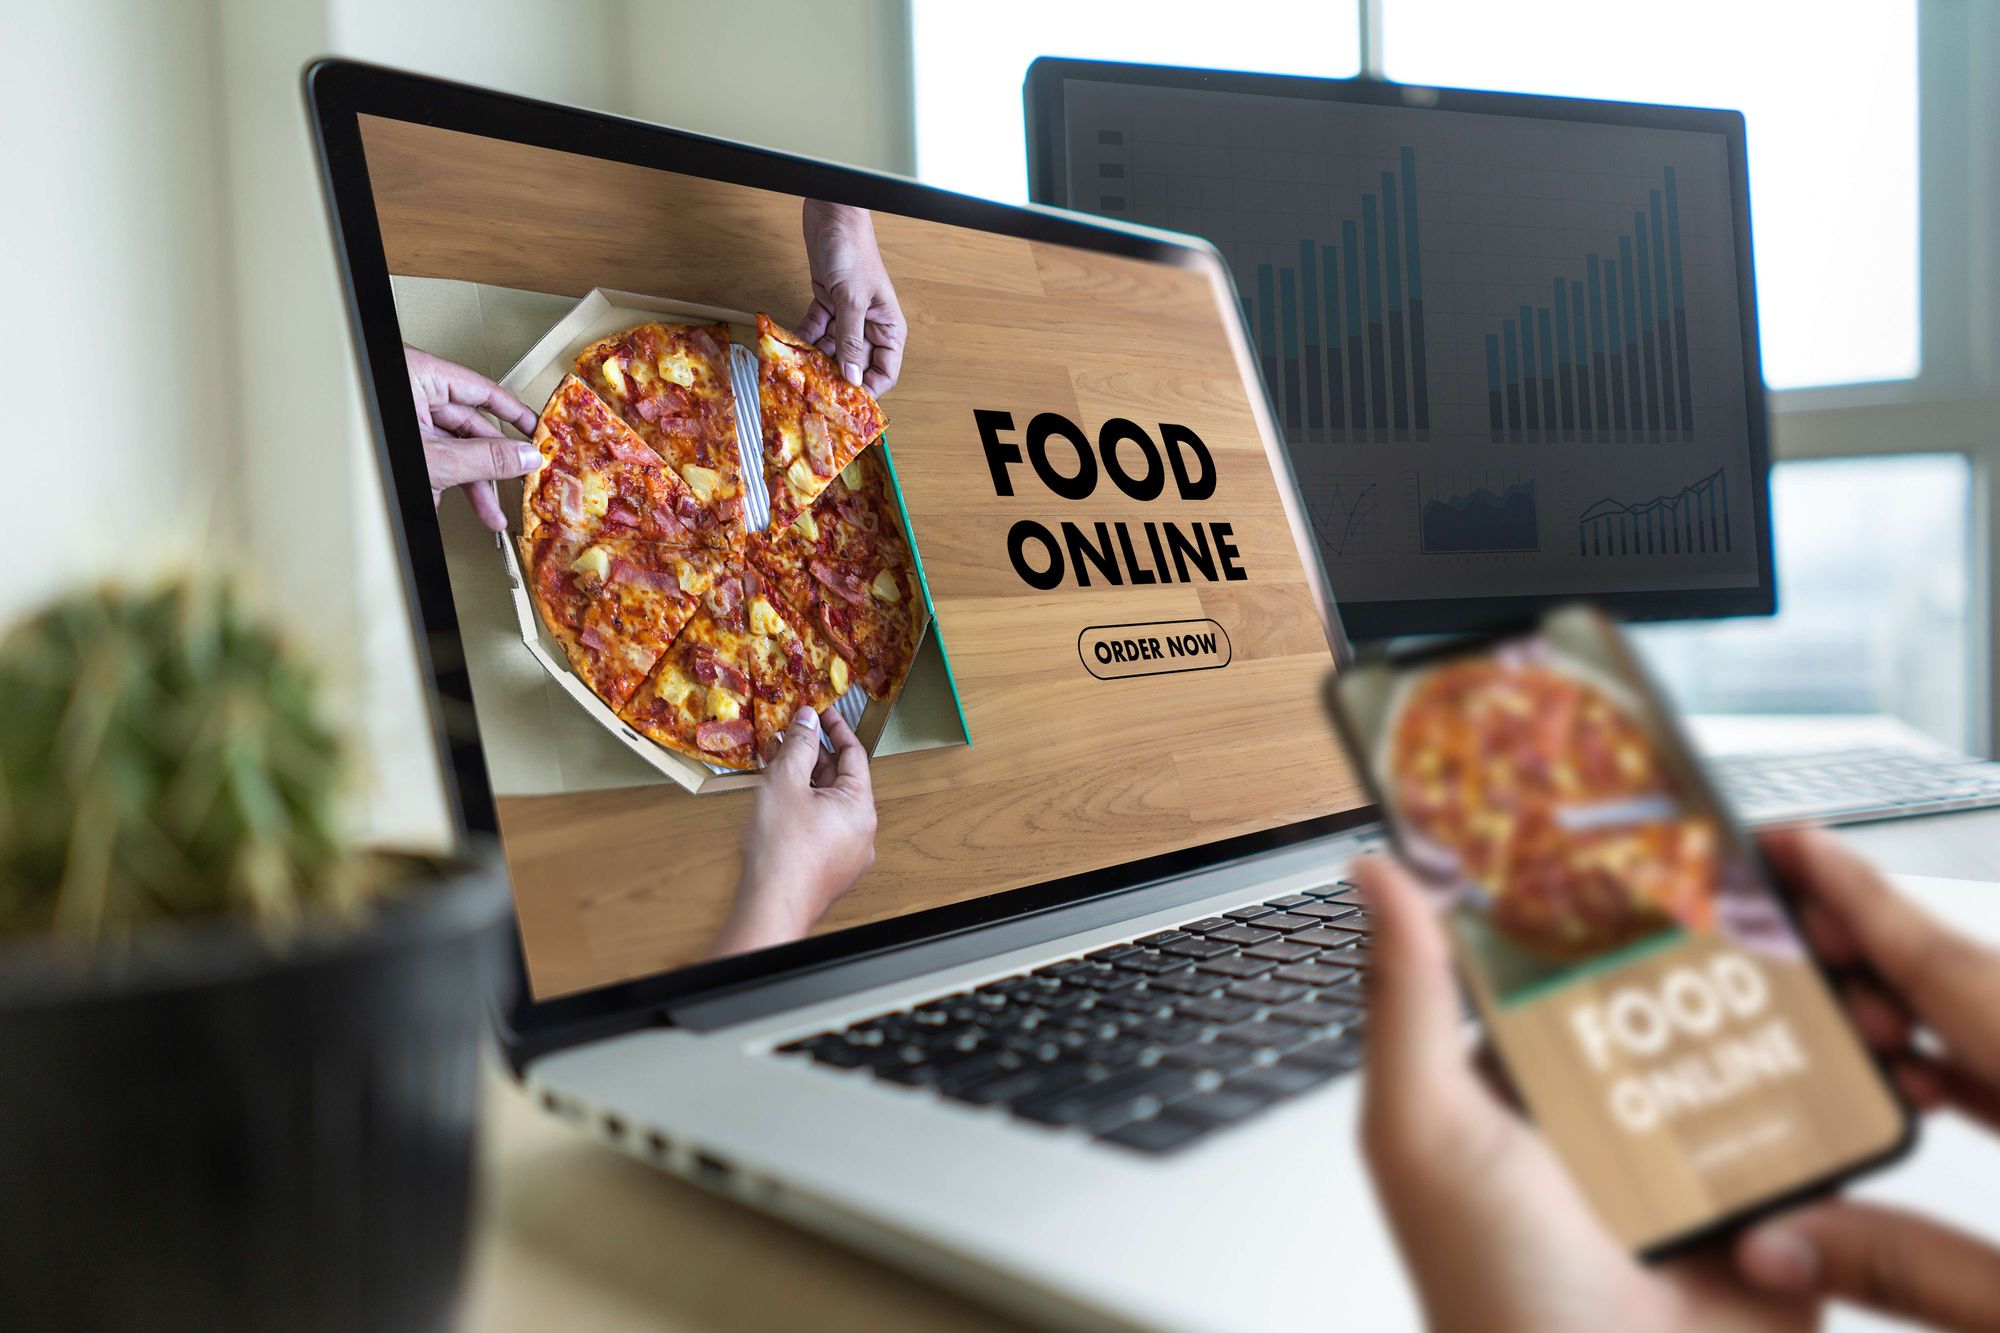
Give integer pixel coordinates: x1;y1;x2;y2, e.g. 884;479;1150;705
1332;606;1909;1252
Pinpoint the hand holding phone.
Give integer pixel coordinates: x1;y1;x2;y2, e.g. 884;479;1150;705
1330;608;1911;1253
1359;829;2000;1333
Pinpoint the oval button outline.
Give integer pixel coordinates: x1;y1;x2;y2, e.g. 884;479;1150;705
1078;618;1233;681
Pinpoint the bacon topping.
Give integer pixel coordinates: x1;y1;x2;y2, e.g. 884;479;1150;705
607;558;684;593
696;718;753;752
579;622;609;652
705;578;742;619
712;661;751;699
558;475;585;522
686;645;718;684
602;501;640;529
803;415;836;477
817;607;858;662
862;665;890;696
603;434;659;468
690;328;723;363
810;559;869;605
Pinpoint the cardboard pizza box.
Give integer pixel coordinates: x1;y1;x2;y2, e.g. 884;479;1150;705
495;288;968;795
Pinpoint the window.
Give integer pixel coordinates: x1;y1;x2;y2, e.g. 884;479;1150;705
1635;454;1972;748
910;0;1360;205
1381;0;1920;391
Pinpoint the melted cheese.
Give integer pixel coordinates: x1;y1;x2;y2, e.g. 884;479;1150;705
676;562;715;596
869;569;901;603
828;655;849;695
710;690;743;722
776;421;804;464
679;463;720;502
600;356;626;395
657;673;698;708
748;596;787;637
619;640;652;668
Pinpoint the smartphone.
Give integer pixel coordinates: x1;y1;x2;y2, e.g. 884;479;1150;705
1328;605;1914;1255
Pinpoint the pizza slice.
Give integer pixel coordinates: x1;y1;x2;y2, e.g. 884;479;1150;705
520;524;722;711
756;312;887;530
574;322;744;549
619;570;758;770
743;452;924;702
745;576;848;762
522;375;707;547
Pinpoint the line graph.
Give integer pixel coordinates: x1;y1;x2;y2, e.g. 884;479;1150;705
1577;468;1731;556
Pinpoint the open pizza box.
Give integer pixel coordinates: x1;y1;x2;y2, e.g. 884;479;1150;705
495;288;969;794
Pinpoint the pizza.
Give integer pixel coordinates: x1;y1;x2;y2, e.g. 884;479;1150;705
1385;658;1717;959
519;524;719;711
756;313;887;530
619;574;758;770
518;318;925;776
743;450;922;701
746;579;848;761
522;375;708;546
573;322;744;549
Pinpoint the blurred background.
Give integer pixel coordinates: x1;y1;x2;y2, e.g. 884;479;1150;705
10;0;1997;847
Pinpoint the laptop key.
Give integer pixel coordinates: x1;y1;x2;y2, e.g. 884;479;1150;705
1208;925;1280;947
1176;996;1257;1025
1086;944;1144;964
1098;1114;1210;1154
1289;926;1363;950
1078;1069;1204;1133
1223;906;1276;922
1159;937;1235;959
1160;1040;1260;1075
1146;971;1229;997
1195;954;1275;979
1229;1063;1332;1099
1266;1000;1356;1029
1137;931;1189;947
1241;941;1317;964
1226;978;1307;1005
1272;963;1355;988
1288;1036;1366;1072
1013;1065;1190;1126
1324;979;1368;1005
1165;1088;1273;1129
1181;916;1235;935
1263;894;1315;909
1292;902;1360;922
1250;913;1321;933
1214;1019;1316;1054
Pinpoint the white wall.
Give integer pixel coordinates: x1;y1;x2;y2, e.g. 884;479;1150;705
5;0;914;847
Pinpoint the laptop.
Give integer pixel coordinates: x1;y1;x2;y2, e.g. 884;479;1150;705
307;59;1751;1332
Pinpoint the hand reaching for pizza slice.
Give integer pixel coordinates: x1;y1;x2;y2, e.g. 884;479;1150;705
709;706;878;959
406;345;541;531
797;200;906;396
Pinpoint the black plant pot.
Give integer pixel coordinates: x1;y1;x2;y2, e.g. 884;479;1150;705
0;847;513;1333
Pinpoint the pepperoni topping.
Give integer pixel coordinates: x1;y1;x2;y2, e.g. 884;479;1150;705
686;644;717;684
696;718;753;753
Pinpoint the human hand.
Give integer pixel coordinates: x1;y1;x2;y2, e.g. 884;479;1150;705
709;706;877;959
405;344;540;531
797;200;906;396
1355;851;1816;1333
1731;828;2000;1330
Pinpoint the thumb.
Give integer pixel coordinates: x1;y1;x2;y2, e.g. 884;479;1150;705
766;706;822;784
1738;1200;2000;1330
829;287;869;388
1358;856;1493;1168
424;435;540;491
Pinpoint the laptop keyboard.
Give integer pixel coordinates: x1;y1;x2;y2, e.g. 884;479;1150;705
776;881;1372;1155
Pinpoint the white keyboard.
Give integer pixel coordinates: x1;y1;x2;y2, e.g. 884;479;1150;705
1713;744;2000;827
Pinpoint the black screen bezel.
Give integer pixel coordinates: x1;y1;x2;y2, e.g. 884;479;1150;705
303;59;1378;1066
1025;58;1779;642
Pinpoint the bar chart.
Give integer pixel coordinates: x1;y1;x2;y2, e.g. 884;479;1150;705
1484;167;1696;444
1418;474;1540;554
1232;147;1431;443
1576;468;1732;556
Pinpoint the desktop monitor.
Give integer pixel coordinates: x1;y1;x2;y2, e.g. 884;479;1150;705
1026;60;1777;641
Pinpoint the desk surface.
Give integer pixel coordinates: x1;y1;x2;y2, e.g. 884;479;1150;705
463;807;2000;1332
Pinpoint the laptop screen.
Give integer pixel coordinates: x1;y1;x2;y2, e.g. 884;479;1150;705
351;109;1363;1001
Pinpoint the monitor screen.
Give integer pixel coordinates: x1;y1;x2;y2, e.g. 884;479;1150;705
345;107;1365;1003
1032;66;1774;640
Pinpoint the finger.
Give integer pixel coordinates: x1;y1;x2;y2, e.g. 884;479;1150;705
818;706;871;794
443;371;537;437
1357;856;1492;1166
811;743;838;788
467;479;507;532
830;293;869;388
1764;828;2000;1082
1799;902;1860;967
1901;1054;2000;1132
1737;1200;2000;1330
863;326;904;397
430;401;505;438
423;436;542;493
797;299;833;346
1844;979;1914;1054
766;706;822;785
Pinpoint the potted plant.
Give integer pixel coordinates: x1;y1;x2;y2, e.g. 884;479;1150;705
0;578;512;1333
